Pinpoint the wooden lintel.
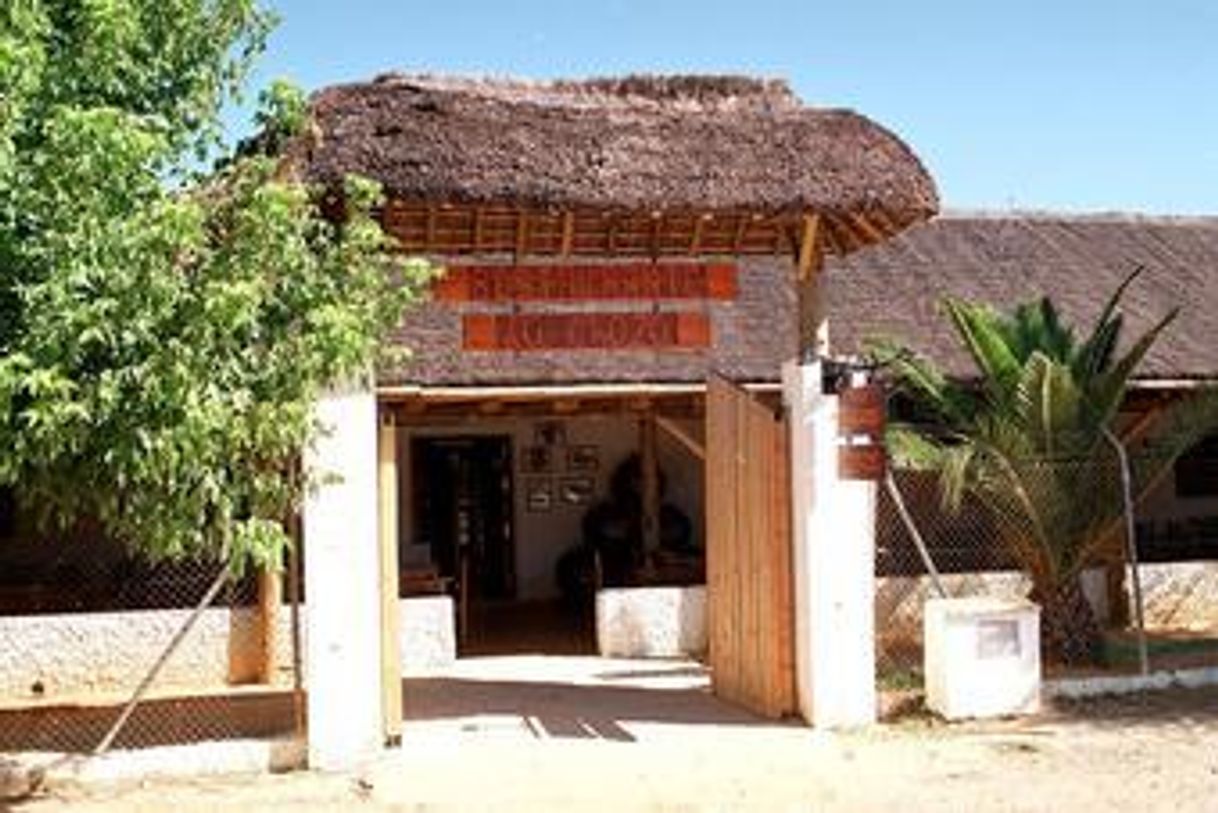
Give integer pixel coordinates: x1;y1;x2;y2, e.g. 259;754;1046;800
796;213;822;282
656;414;705;461
478;400;505;415
553;398;581;414
627;396;653;412
560;211;575;257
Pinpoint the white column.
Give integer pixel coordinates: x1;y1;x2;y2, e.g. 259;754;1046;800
303;387;384;769
783;361;877;728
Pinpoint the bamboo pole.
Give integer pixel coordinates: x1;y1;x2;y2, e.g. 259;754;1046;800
94;564;230;756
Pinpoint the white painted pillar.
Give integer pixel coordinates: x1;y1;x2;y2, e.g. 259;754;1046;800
303;387;384;770
783;360;877;728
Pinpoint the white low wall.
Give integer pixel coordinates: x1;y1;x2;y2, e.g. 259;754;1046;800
878;561;1218;646
877;568;1108;648
0;596;457;703
1139;562;1218;630
0;606;273;700
596;586;706;658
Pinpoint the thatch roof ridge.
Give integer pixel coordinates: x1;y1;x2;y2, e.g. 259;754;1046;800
295;72;938;242
361;72;806;113
938;209;1218;226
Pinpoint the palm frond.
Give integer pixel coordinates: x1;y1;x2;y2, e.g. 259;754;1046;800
1088;307;1179;428
941;298;1022;400
1073;266;1143;379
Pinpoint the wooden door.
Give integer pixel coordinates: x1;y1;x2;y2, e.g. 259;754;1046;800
705;376;796;718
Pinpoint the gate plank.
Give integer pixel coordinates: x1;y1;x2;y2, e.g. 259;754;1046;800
705;377;795;718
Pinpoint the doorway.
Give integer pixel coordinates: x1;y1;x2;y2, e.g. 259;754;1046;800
412;436;516;636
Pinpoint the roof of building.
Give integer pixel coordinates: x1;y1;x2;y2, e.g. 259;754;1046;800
291;73;938;253
383;212;1218;389
826;212;1218;382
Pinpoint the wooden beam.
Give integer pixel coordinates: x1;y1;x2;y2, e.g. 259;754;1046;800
796;213;821;282
377;415;402;744
850;212;886;246
472;207;484;251
560;211;575;257
640;412;661;561
514;210;530;259
656;414;705;461
1121;402;1169;444
732;214;749;254
691;215;708;255
256;568;281;684
425;206;438;248
795;213;828;358
819;214;845;257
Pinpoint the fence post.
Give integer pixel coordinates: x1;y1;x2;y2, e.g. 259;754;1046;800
784;360;877;728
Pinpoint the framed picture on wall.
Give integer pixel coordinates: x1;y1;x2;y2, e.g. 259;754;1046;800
559;477;594;506
522;445;553;474
566;445;599;472
534;421;566;447
525;478;553;512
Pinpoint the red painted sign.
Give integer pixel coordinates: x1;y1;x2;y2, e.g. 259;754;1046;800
463;313;711;352
435;262;737;303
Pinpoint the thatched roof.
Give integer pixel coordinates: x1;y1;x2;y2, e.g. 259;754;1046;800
293;73;938;253
383;213;1218;388
827;212;1218;382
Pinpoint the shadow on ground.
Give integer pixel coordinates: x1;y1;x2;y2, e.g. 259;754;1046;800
0;692;295;753
1045;686;1218;731
401;674;789;742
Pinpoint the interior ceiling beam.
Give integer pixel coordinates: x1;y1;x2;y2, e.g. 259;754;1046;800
380;200;908;258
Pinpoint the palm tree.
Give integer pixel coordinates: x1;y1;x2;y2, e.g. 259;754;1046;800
873;270;1218;665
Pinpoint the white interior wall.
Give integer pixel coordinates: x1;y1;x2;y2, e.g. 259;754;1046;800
397;411;705;602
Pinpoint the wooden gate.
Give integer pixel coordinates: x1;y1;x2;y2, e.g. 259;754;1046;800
705;376;796;718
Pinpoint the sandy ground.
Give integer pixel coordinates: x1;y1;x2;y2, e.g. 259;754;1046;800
11;656;1218;812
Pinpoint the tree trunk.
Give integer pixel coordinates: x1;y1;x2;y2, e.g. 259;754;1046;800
1031;574;1104;667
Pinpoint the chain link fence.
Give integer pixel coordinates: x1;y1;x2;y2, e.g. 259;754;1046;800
0;516;304;755
877;454;1218;692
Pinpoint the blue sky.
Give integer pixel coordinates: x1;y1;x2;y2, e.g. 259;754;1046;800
231;1;1218;214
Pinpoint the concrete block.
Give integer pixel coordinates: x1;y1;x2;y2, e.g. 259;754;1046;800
596;586;706;658
925;597;1041;720
399;596;456;672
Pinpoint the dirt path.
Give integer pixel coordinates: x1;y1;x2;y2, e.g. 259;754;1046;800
12;658;1218;812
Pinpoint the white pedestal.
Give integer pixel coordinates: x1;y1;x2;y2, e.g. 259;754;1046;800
303;389;384;770
596;586;707;658
784;361;877;729
925;597;1041;720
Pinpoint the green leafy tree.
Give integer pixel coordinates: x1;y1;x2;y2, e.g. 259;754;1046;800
0;1;432;571
874;272;1218;665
